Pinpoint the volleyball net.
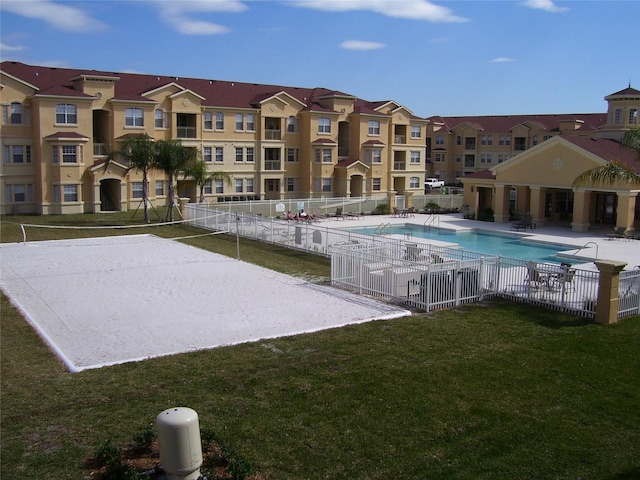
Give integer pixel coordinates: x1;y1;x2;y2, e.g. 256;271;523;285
11;211;230;245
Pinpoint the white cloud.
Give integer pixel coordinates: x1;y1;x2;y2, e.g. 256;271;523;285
490;57;515;63
0;43;27;52
340;40;386;50
0;0;107;33
521;0;568;13
149;0;247;35
286;0;469;23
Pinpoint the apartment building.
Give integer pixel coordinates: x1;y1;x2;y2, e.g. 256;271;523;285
452;87;640;233
1;61;428;215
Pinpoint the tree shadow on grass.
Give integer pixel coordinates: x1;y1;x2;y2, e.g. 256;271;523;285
609;467;640;480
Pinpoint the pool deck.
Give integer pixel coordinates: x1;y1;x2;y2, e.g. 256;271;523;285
317;212;639;271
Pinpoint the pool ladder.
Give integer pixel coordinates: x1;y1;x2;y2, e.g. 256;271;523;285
374;222;391;234
424;214;440;230
567;241;599;260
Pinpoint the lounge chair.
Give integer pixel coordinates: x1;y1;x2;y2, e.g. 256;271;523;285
406;207;416;217
333;207;345;220
511;214;535;231
605;226;625;240
391;207;400;218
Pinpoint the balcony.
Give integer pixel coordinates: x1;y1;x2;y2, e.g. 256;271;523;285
264;159;282;170
177;126;196;139
393;161;406;171
394;135;406;144
265;129;281;140
93;143;109;156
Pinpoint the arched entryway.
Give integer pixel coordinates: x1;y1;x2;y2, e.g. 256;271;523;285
100;179;121;211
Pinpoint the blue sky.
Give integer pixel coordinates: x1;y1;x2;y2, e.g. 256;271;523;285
1;0;639;117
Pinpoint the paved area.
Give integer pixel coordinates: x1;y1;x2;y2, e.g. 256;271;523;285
0;235;410;372
316;212;640;271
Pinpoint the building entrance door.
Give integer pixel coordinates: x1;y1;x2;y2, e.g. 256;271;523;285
595;193;617;225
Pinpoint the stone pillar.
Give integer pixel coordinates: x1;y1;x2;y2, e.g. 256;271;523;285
493;184;510;223
529;187;546;228
405;191;414;209
616;193;638;234
179;197;190;217
571;189;590;233
594;260;627;324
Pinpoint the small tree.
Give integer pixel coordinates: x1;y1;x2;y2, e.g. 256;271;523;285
112;134;156;223
183;159;231;204
154;139;197;222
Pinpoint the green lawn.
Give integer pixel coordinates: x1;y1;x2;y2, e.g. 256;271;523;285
1;213;639;479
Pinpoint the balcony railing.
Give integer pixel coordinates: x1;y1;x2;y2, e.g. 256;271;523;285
394;135;406;144
265;129;281;140
93;143;109;156
177;127;197;139
393;162;406;170
264;160;282;170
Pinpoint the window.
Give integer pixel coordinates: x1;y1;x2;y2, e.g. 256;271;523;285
368;120;380;135
235;179;243;193
4;145;31;164
435;135;444;145
455;154;461;163
322;148;332;163
236;113;244;131
629;109;638;124
132;182;144;199
125;108;144;127
372;178;381;191
322;178;331;192
481;154;493;163
286;148;299;162
62;145;79;163
2;102;30;125
215;112;224;130
203;180;213;194
236;147;243;162
365;149;381;163
532;135;538;146
614;109;623;125
411;125;421;139
215;147;223;162
505;135;511;146
246;114;255;131
287;116;298;133
499;135;505;146
318;117;331;134
62;184;78;202
155;109;168;129
410;151;420;164
435;153;445;163
246;147;254;163
246;178;254;193
286;177;297;192
52;146;59;164
203;146;212;162
155;181;165;196
56;104;77;124
410;177;420;188
5;184;33;203
204;112;213;130
456;136;462;146
215;179;224;194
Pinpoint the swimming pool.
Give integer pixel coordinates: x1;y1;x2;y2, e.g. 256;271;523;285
348;224;577;264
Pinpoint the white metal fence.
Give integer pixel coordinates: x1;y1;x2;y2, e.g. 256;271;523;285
195;193;463;218
185;205;639;320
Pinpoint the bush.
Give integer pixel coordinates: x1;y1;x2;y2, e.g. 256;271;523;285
373;203;389;215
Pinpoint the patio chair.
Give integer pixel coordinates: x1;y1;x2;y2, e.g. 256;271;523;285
391;207;400;218
552;263;576;291
525;261;543;289
333;207;345;220
406;206;416;217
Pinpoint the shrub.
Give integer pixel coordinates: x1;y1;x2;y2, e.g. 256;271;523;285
373;203;389;215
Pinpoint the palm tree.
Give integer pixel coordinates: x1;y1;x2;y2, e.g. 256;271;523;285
183;159;232;204
572;127;640;187
114;134;156;223
154;139;197;222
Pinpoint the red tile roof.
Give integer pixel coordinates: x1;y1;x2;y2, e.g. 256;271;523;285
0;61;396;117
427;113;607;134
563;137;640;173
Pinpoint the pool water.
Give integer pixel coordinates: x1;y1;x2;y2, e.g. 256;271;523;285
349;224;576;264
